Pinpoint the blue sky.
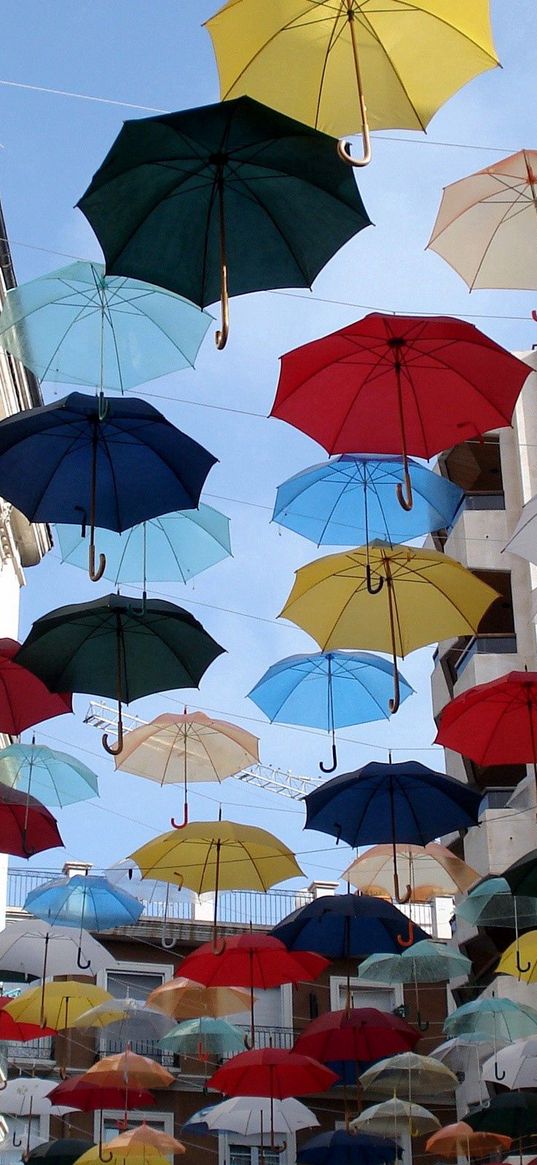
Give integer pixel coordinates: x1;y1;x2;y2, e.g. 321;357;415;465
1;1;536;882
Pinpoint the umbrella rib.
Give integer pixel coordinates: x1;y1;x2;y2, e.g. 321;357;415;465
224;163;318;284
212;4;339;100
469;193;537;289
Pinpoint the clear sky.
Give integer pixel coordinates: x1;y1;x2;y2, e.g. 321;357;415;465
1;1;536;884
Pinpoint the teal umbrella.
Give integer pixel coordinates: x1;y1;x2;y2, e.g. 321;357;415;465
457;876;537;929
0;743;98;807
0;261;212;392
158;1017;245;1058
444;997;537;1043
358;941;471;1032
55;504;231;593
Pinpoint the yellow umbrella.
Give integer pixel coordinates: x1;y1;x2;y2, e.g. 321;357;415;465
106;1125;185;1157
4;980;112;1030
130;818;303;949
497;931;537;983
279;542;498;711
147;976;254;1020
75;1149;170;1165
205;0;499;165
343;843;479;903
116;710;260;828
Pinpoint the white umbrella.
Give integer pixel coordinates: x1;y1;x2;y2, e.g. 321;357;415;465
482;1035;537;1089
0;920;116;980
430;1033;507;1074
351;1099;440;1137
186;1097;319;1136
504;491;537;564
0;1077;77;1117
73;997;175;1040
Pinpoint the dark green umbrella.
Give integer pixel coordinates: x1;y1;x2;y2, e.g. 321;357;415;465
465;1092;537;1141
16;595;225;756
77;95;371;348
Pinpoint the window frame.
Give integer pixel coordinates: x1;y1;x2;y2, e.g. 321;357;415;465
329;975;403;1012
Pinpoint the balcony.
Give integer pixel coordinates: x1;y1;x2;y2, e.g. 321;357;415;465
453;633;517;678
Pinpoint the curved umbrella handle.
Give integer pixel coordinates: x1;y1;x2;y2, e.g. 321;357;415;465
0;1077;7;1091
215;171;230;349
336;135;372;168
89;541;106;582
103;717;124;757
98;1149;113;1163
397;919;415;948
97;392;109;422
243;1031;254;1050
366;563;384;595
270;1143;287;1156
211;934;226;955
389;664;401;715
532;310;537;322
494;1061;506;1082
12;1131;22;1148
171;801;189;829
161;926;177;951
77;946;92;971
416;1012;430;1032
396;466;413;512
319;743;338;774
516;950;531;975
393;870;412;905
215;305;229;350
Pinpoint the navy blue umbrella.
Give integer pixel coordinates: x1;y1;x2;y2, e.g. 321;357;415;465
271;894;428;957
297;1130;401;1165
0;391;216;581
303;762;482;902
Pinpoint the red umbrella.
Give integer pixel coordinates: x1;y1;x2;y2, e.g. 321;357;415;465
47;1075;157;1160
293;1007;420;1062
0;995;56;1041
0;785;63;857
0;638;71;734
180;933;329;1046
435;671;537;774
270;313;529;510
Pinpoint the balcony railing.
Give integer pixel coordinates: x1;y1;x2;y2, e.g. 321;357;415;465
463;492;505;511
454;634;517;678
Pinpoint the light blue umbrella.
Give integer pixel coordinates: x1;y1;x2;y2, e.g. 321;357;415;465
273;454;463;546
24;874;143;966
0;261;212;392
444;997;537;1043
54;503;231;592
158;1017;245;1058
457;876;537;929
248;651;413;772
0;743;98;808
358;940;471;1031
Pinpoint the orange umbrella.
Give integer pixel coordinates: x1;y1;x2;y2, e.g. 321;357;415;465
426;1122;511;1160
84;1049;174;1090
106;1125;185;1156
147;976;253;1021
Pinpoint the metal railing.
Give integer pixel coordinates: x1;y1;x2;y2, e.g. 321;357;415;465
453;634;517;678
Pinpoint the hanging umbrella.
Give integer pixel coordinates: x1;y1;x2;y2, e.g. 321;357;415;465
293;1008;420;1064
178;932;329;1046
343;843;478;903
0;743;98;808
359;1053;458;1099
0;261;212;391
0;638;71;734
0;995;56;1042
457;878;537;977
83;1049;174;1090
302;763;482;903
248;651;412;773
73;999;175;1042
105;1125;185;1157
425;1122;511;1160
206;0;498;166
115;710;259;828
182;1096;319;1137
0;919;115;981
77;95;370;348
0;1076;79;1152
76;1150;170;1165
503;492;537;564
358;941;471;1031
55;504;231;598
273;455;464;546
271;894;428;963
104;859;194;945
3;981;113;1032
158;1016;245;1059
0;391;216;583
443;998;537;1044
435;672;537;783
482;1037;537;1090
297;1131;400;1165
209;1048;337;1145
15;594;224;755
24;873;144;931
465;1092;537;1140
147;976;253;1021
427;150;537;291
25;1141;95;1165
497;931;537;983
130;819;303;950
0;785;63;858
503;850;537;897
279;542;498;712
431;1034;507;1075
351;1099;440;1137
271;314;528;509
46;1075;157;1113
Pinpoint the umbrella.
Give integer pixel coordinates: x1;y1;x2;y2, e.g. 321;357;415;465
0;785;63;858
296;1130;401;1165
0;995;56;1042
24;873;144;934
206;0;498;166
178;932;329;1045
358;941;471;1030
83;1049;174;1091
504;850;537;897
426;1122;511;1160
209;1048;337;1144
105;1125;185;1157
0;391;216;582
248;651;412;773
427;150;537;291
0;260;212;391
273;454;464;546
351;1099;440;1138
76;1150;170;1165
431;1034;507;1075
271;894;428;964
271;314;528;509
465;1092;537;1141
302;762;482;902
55;503;231;596
24;1141;95;1165
279;542;498;712
158;1016;245;1059
497;931;537;983
0;742;98;808
482;1037;537;1090
359;1053;458;1100
0;638;71;734
343;843;478;903
3;981;113;1032
293;1008;420;1064
130;819;303;949
435;672;537;784
77;95;370;348
0;1077;78;1151
115;710;259;828
443;998;537;1044
46;1075;157;1113
73;999;175;1042
0;919;115;982
182;1096;319;1136
146;977;253;1020
16;594;224;755
457;878;537;976
504;491;537;564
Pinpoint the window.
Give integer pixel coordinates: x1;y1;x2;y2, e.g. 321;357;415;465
105;967;169;1001
97;962;174;1060
441;438;505;508
442;570;516;681
229;1145;281;1165
329;977;402;1013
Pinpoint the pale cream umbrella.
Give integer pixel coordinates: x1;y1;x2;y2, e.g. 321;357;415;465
359;1052;458;1100
351;1098;440;1138
342;842;478;902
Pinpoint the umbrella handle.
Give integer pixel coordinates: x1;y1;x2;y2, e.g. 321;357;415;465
366;563;384;595
77;946;92;971
416;1011;430;1032
171;801;189;829
89;541;106;582
397;919;415;948
337;5;371;167
532;310;537;322
393;870;412;905
269;1143;287;1155
12;1131;22;1148
211;934;226;955
389;663;401;715
243;1031;254;1050
98;1150;113;1163
319;743;338;773
103;710;124;756
516;950;531;975
494;1061;506;1082
336;135;372;168
396;467;413;512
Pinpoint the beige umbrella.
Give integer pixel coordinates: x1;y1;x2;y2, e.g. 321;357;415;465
427;150;537;290
359;1052;458;1100
351;1098;440;1138
146;976;254;1020
342;842;478;903
116;711;259;828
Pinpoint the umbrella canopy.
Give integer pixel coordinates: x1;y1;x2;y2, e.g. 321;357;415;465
426;1122;511;1159
105;1125;185;1156
0;638;71;734
431;1034;507;1074
296;1130;401;1165
248;650;412;773
0;391;217;582
504;850;537;897
182;1096;319;1136
0;261;212;391
358;942;471;1030
359;1053;458;1099
46;1075;157;1112
25;1140;95;1165
457;877;537;930
497;931;537;982
279;542;498;712
83;1049;174;1090
482;1037;537;1090
73;999;174;1042
0;785;63;858
77;94;370;348
147;977;253;1020
293;1008;420;1063
16;594;224;756
0;1077;79;1117
427;150;537;291
303;763;481;902
76;1150;169;1165
0;743;98;808
271;314;528;509
271;894;428;957
4;981;113;1030
24;873;143;930
209;1047;337;1098
443;997;537;1042
158;1016;245;1058
435;672;537;774
0;995;56;1041
116;710;259;828
352;1099;440;1137
504;492;537;564
0;919;115;980
343;843;478;903
465;1092;537;1140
